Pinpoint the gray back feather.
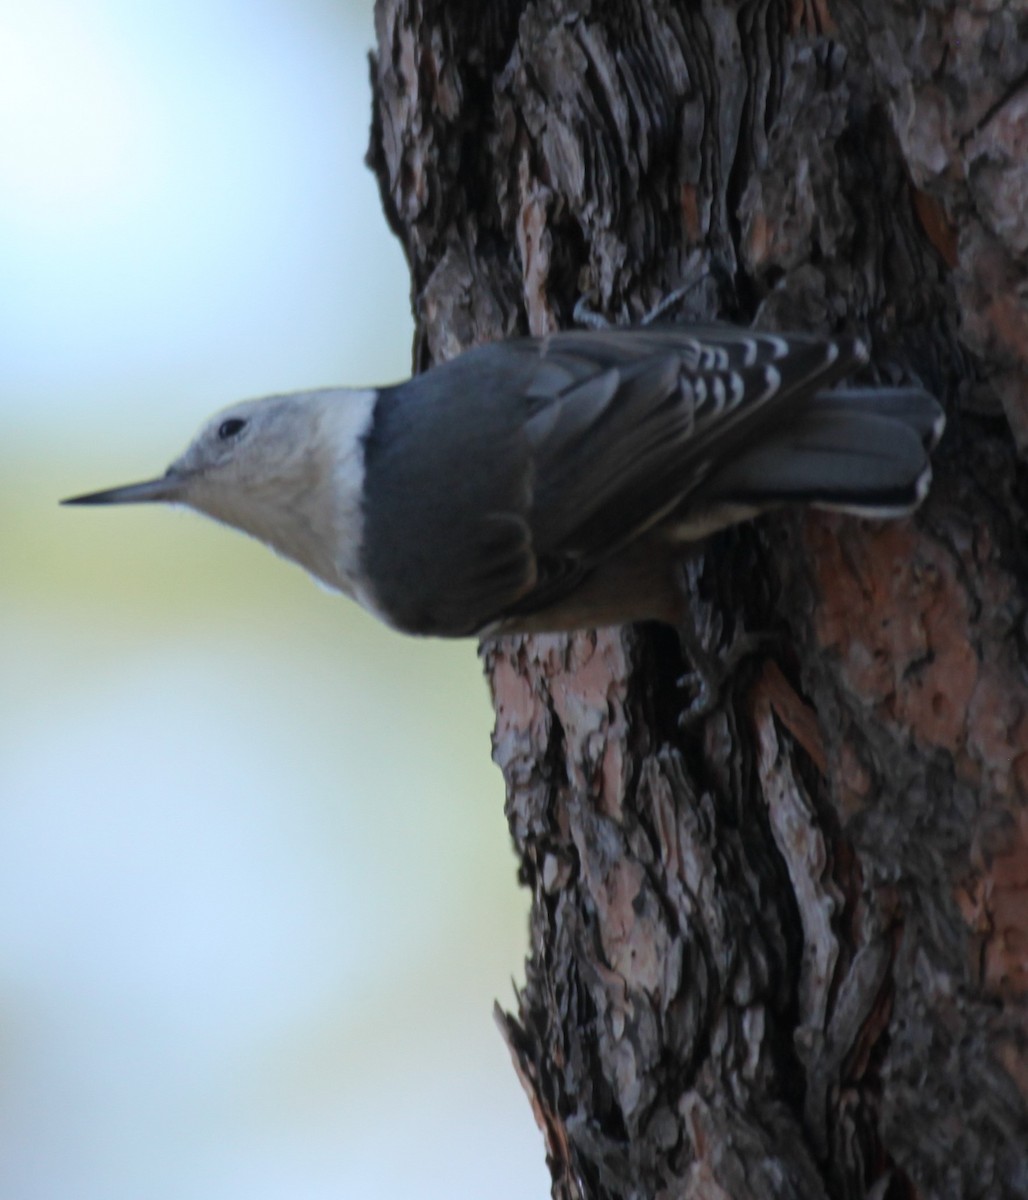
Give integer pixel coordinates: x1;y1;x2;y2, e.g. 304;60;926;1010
359;327;941;636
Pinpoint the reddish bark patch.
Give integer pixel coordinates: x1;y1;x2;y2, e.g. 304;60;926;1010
960;808;1028;1001
912;188;958;268
805;517;978;751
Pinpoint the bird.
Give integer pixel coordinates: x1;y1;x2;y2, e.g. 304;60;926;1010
63;325;944;639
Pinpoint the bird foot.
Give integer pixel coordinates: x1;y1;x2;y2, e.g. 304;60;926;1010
571;294;613;330
676;627;774;728
572;251;714;331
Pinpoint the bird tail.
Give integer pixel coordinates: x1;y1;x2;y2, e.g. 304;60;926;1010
703;386;945;518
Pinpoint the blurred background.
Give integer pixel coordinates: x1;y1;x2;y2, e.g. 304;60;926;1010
0;1;546;1196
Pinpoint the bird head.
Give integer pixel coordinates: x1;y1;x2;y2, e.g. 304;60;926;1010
62;388;376;596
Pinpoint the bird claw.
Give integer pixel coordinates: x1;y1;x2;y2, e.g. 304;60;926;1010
676;666;717;725
675;629;774;728
573;251;715;332
572;295;613;331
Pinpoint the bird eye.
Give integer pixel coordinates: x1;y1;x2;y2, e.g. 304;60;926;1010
218;418;247;440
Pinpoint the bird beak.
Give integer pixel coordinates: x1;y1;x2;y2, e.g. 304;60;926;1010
61;469;188;507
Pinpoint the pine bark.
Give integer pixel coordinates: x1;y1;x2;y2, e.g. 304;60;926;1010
367;3;1028;1197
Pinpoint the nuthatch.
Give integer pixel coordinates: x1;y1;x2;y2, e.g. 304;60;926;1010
63;326;944;637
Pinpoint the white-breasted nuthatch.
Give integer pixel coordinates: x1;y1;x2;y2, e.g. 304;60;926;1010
63;326;944;637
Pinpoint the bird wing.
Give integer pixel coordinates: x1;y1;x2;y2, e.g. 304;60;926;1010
527;327;854;541
463;327;860;630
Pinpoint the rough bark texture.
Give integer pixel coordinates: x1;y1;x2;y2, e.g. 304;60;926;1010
368;2;1028;1197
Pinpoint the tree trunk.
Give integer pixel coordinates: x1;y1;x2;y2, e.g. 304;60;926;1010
367;2;1028;1197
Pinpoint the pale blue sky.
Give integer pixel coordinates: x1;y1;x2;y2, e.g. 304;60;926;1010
0;3;544;1197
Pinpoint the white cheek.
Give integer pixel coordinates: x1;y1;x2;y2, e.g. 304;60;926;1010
179;390;399;626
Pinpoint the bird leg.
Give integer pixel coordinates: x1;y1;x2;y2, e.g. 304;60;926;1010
573;250;715;331
676;622;772;725
571;294;613;330
673;558;773;726
640;255;712;326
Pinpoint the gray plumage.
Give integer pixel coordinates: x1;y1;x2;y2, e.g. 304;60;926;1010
359;327;942;635
63;325;944;639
